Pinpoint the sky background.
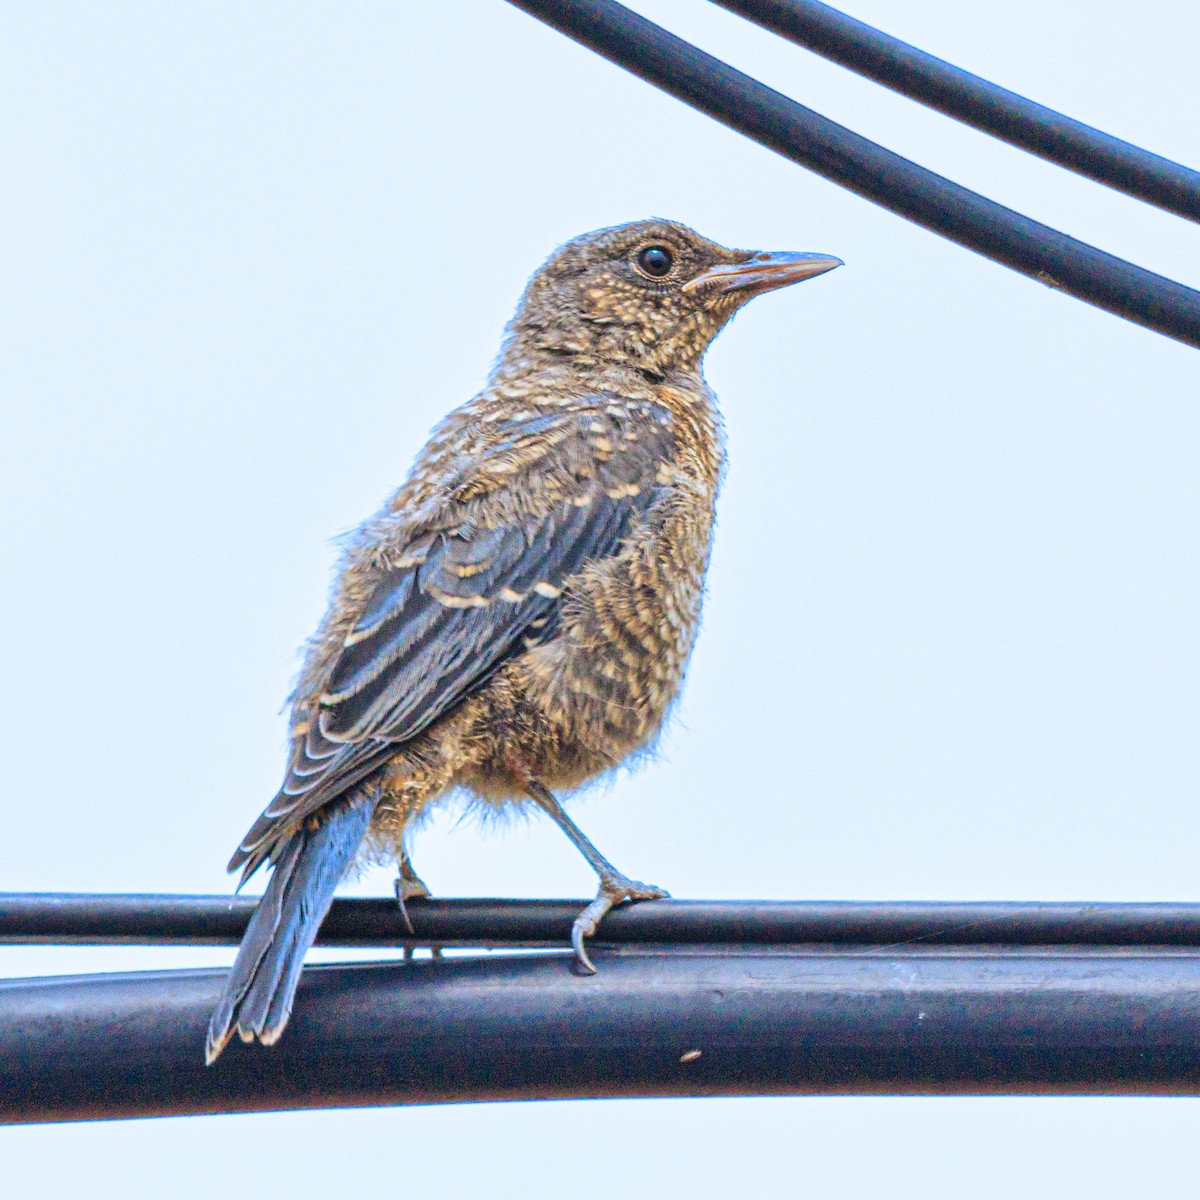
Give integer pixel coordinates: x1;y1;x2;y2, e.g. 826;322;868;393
2;0;1199;1193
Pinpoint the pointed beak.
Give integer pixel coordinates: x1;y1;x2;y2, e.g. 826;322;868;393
682;250;843;298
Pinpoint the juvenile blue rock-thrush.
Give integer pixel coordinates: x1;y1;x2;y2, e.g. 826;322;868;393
206;219;841;1062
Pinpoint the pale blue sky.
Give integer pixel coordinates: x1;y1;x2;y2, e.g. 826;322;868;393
2;1;1199;1194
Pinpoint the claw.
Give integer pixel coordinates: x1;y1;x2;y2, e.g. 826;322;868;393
394;874;431;936
570;894;611;973
570;876;670;973
571;927;596;974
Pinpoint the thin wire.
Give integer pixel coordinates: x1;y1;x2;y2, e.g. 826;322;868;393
9;894;1200;947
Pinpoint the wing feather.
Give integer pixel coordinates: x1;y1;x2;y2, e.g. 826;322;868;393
228;402;675;877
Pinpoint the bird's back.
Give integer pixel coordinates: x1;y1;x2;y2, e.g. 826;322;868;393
232;368;722;871
444;370;726;799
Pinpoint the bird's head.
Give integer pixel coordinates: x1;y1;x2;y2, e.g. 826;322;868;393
498;218;841;380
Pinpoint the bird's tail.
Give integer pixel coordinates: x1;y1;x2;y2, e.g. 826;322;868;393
205;793;375;1065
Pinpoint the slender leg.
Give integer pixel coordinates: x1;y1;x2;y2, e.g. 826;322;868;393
394;846;431;935
526;780;669;973
394;849;443;958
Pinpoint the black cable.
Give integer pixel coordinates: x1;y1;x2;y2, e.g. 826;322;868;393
10;893;1200;947
6;946;1200;1122
711;0;1200;222
505;0;1200;349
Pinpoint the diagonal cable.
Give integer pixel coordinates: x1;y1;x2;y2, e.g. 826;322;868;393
506;0;1200;349
711;0;1200;222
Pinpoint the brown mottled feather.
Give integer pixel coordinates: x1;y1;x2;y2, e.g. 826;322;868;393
230;219;754;878
209;218;840;1060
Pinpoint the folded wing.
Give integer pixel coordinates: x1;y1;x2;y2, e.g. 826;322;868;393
230;402;675;878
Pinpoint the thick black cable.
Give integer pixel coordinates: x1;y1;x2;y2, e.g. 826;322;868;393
10;894;1200;948
505;0;1200;349
10;897;1200;1118
6;946;1200;1122
711;0;1200;222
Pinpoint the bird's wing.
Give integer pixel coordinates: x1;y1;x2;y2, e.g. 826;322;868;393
230;400;675;878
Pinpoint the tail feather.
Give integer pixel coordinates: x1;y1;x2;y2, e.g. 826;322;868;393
206;794;375;1065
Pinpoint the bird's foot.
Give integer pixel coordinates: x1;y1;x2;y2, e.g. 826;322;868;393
394;872;431;935
571;875;669;974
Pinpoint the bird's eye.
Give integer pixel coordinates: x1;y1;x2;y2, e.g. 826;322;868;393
636;245;674;278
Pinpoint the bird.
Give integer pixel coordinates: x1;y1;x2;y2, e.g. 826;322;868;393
205;218;841;1064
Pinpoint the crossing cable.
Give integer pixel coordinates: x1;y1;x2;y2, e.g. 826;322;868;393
506;0;1200;349
711;0;1200;222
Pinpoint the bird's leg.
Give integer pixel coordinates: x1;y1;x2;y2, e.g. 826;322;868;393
394;846;431;936
525;779;669;973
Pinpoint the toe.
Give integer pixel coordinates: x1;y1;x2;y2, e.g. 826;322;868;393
599;875;670;903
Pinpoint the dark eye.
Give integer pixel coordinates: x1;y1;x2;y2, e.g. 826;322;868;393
636;245;674;278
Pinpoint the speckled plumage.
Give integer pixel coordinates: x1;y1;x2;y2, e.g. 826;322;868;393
206;219;840;1062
